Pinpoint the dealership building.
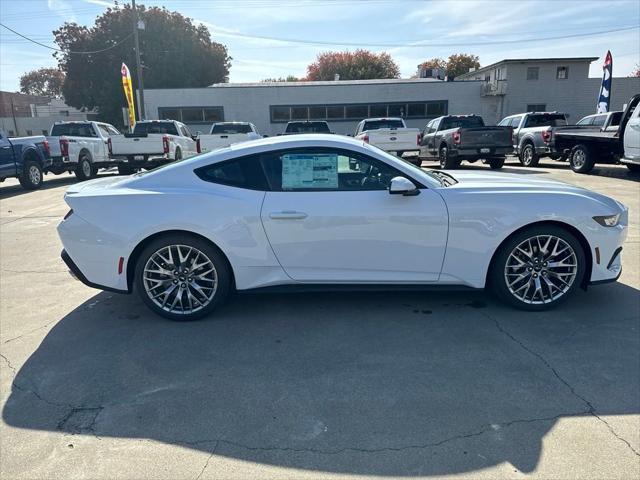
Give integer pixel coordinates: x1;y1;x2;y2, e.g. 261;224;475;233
144;57;639;136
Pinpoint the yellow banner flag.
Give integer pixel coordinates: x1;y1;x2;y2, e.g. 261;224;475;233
121;63;136;129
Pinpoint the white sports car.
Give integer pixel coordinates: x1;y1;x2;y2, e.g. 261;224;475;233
58;134;628;320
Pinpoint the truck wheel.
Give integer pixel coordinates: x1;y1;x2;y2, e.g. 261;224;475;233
75;155;97;181
488;157;505;169
569;144;595;174
19;159;43;190
626;163;640;173
519;144;539;167
439;146;458;169
118;164;136;175
174;148;182;162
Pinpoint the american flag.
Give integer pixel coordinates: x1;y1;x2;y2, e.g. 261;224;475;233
597;51;612;113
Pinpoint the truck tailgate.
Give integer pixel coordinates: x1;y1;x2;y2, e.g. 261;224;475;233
369;128;419;151
460;127;512;147
110;135;164;155
199;133;249;153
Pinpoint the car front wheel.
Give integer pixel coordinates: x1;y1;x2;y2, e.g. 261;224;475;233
134;234;232;321
490;226;585;310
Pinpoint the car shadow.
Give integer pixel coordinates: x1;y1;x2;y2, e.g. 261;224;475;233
0;172;119;200
3;284;639;476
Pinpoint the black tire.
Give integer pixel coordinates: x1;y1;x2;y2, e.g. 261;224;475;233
519;143;539;167
625;163;640;173
569;144;596;174
439;145;458;169
18;158;43;190
174;148;182;162
75;154;97;181
118;164;136;175
489;225;586;311
134;234;232;321
488;157;505;169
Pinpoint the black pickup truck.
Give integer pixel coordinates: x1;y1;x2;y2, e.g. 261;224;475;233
0;130;52;190
418;115;513;169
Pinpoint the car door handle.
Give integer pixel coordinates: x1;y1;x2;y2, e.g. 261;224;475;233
269;211;308;220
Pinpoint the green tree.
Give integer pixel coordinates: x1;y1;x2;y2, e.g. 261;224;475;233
53;4;231;126
261;75;303;82
630;64;640;78
416;54;480;79
19;68;66;97
306;50;400;81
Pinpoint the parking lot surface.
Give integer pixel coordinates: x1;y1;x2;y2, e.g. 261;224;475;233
1;160;639;479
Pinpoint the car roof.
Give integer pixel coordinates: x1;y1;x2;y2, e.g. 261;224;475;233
228;133;361;151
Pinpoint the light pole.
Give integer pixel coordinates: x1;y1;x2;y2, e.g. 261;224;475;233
131;0;145;119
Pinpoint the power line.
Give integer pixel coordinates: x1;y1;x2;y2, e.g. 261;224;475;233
0;23;133;54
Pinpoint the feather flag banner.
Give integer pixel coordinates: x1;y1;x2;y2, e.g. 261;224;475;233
597;51;612;113
121;63;136;129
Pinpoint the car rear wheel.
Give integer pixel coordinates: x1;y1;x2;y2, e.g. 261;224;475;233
569;144;595;174
519;144;539;167
490;225;585;310
488;157;505;169
134;234;232;321
439;145;458;169
75;155;96;181
19;159;43;190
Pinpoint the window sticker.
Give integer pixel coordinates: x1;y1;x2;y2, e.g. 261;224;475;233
282;154;338;189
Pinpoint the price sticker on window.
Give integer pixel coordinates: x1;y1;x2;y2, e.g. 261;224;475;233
282;154;338;189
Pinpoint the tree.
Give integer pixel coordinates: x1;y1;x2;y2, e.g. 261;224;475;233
261;75;303;82
630;64;640;78
19;68;65;97
53;4;231;126
306;50;400;81
416;53;480;80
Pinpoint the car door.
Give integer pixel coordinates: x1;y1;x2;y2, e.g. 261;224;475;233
95;124;112;161
624;104;640;160
0;132;16;178
426;119;440;156
510;116;524;149
260;147;449;282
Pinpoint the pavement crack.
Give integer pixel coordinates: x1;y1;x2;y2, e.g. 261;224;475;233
194;441;219;480
486;312;640;458
0;352;17;377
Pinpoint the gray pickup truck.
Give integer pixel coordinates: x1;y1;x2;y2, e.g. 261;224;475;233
498;112;568;167
0;130;52;190
419;115;513;169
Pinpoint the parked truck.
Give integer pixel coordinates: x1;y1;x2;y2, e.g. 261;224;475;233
109;120;198;171
418;115;513;169
197;122;261;154
354;118;421;162
282;121;332;135
498;111;568;166
46;121;122;180
0;130;52;190
576;111;623;132
553;94;640;174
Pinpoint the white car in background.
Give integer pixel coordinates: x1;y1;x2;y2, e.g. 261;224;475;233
59;135;628;321
197;122;261;153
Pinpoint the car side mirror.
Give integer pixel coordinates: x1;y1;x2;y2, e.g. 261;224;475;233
389;177;419;196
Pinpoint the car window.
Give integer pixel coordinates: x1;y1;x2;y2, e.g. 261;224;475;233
194;155;268;190
51;123;97;137
362;119;405;130
261;148;406;192
510;116;523;128
577;116;594;126
211;124;253;134
97;124;111;136
609;112;622;126
133;122;179;135
524;114;567;128
107;125;121;135
498;118;511;127
440;116;484;129
591;115;606;127
285;122;331;133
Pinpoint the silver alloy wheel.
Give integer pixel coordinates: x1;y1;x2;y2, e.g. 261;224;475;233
28;165;41;185
82;159;92;177
572;149;586;169
143;244;218;315
504;235;578;305
523;147;532;164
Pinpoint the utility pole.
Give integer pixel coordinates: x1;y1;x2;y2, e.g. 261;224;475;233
131;0;145;119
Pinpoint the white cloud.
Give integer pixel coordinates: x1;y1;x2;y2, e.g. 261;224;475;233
47;0;77;23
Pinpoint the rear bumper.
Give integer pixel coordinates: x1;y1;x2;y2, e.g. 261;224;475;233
61;249;129;293
452;146;512;158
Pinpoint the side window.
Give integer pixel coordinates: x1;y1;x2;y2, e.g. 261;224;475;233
498;118;511;127
262;148;406;192
97;125;111;136
194;155;268;190
108;125;121;135
591;115;606;127
510;116;522;129
577;117;593;126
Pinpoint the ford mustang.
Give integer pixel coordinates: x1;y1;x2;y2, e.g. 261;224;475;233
58;134;628;320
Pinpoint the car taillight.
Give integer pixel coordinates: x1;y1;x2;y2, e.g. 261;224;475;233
107;137;112;155
417;133;422;145
60;138;69;157
541;130;552;143
162;135;170;154
452;131;461;144
196;138;201;154
363;135;369;143
63;209;73;220
42;139;50;156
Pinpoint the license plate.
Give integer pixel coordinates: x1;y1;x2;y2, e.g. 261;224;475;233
480;148;490;153
134;155;144;161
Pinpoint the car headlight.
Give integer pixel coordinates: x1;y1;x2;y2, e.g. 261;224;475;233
593;213;621;227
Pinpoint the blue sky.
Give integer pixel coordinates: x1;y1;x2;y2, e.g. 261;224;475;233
0;0;638;92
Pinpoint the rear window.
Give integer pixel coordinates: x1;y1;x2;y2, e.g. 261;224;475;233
194;155;267;190
50;123;96;137
440;116;485;129
133;122;179;135
524;114;567;128
211;123;252;134
362;119;405;130
285;122;331;133
609;112;622;126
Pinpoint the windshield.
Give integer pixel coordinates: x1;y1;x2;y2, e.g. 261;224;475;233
133;122;179;135
285;122;331;133
524;114;567;128
362;119;405;130
440;116;484;129
50;123;96;137
211;123;252;134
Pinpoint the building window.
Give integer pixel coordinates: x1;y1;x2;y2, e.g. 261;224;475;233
269;101;447;122
526;67;539;80
526;104;546;112
158;106;224;123
556;66;568;79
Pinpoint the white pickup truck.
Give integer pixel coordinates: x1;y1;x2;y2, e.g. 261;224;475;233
354;117;421;162
46;121;122;180
197;122;261;154
109;120;198;171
